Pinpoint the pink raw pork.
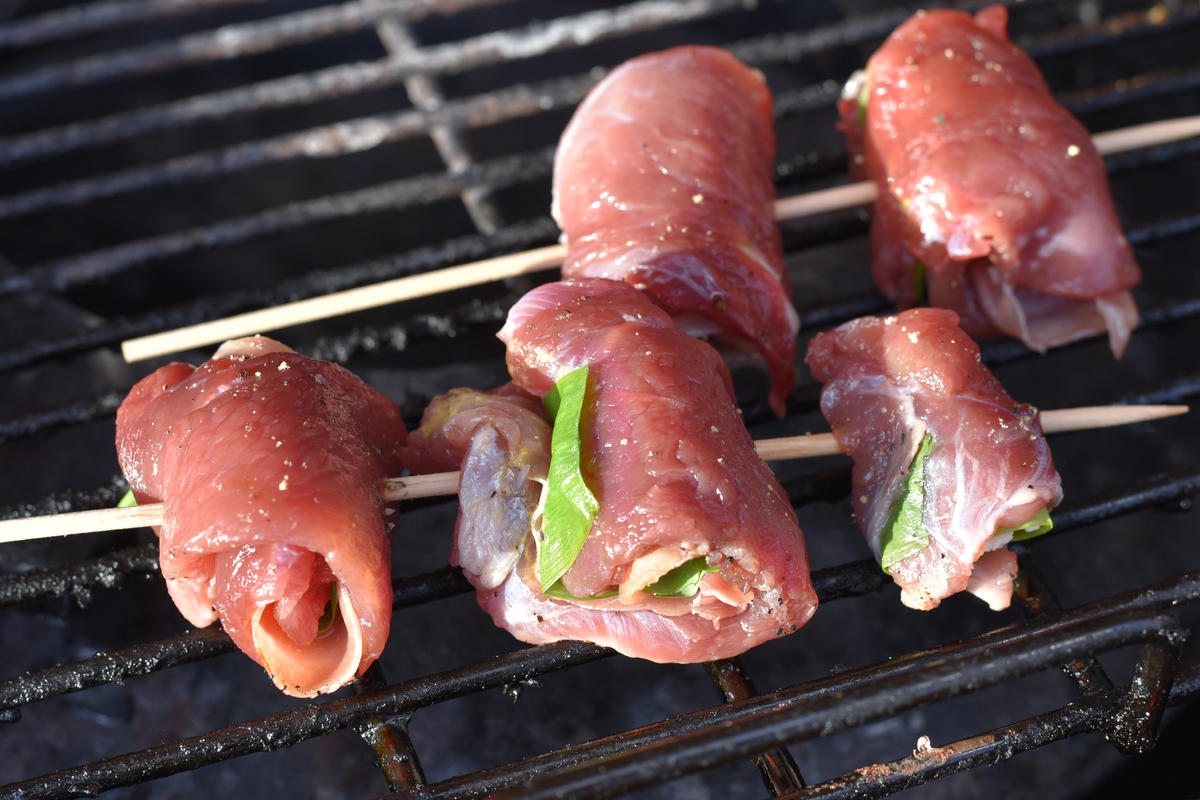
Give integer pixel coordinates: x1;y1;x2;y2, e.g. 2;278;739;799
838;6;1140;356
408;279;817;662
116;336;407;696
554;45;799;415
806;308;1063;610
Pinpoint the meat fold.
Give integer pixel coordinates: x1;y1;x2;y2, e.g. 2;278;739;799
116;336;407;697
806;308;1063;610
408;279;817;662
838;6;1141;357
554;45;799;416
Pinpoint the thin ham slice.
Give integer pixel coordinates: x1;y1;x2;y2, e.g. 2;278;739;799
554;45;799;415
116;336;407;696
409;279;817;662
838;6;1141;357
806;309;1063;611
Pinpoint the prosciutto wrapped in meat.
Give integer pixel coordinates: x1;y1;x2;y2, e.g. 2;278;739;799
838;6;1141;357
554;45;799;416
406;279;817;662
806;308;1063;611
116;336;407;697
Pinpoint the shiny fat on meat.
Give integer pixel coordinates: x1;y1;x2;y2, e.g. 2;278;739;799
806;309;1063;611
837;6;1140;357
554;46;799;416
408;279;817;662
115;336;407;697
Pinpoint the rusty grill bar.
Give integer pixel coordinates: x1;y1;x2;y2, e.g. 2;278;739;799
1;0;1198;798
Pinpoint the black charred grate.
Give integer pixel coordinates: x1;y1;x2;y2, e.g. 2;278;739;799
1;0;1199;798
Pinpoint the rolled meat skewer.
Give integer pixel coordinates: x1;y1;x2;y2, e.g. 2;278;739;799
806;308;1063;611
838;6;1141;357
554;45;799;415
406;279;818;662
116;336;407;697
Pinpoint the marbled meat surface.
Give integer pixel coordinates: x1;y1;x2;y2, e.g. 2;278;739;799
838;6;1140;356
115;336;407;697
806;308;1063;610
554;45;799;415
406;278;816;662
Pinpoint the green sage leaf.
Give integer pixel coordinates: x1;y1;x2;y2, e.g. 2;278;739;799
643;557;718;598
880;432;935;574
913;259;927;303
857;74;870;124
542;581;618;601
317;584;339;634
542;556;715;601
538;365;600;591
1000;507;1054;542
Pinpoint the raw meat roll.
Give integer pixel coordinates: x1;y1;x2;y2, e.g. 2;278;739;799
806;308;1063;610
838;6;1140;356
555;45;799;415
116;336;407;696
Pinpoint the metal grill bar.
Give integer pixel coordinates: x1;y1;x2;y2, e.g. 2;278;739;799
2;465;1194;719
355;663;430;792
0;639;612;800
0;0;273;51
6;578;1193;800
2;274;1196;460
0;216;558;374
705;658;807;794
3;279;1199;461
0;0;1062;168
0;627;235;712
0;147;555;296
396;587;1196;800
1014;557;1115;697
1126;211;1200;246
0;0;743;104
0;74;592;218
493;617;1185;800
0;0;524;102
11;50;1198;223
0;0;757;168
0;565;473;710
6;2;1193;217
1022;2;1200;61
724;0;1067;68
0;139;1195;340
0;478;129;521
1118;370;1200;407
0;393;122;445
0;542;156;608
776;662;1200;800
372;8;505;234
1067;67;1200;117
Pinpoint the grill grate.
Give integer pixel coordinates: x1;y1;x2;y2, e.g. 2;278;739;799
1;0;1199;798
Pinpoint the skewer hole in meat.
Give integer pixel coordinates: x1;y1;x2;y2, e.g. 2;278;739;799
405;279;817;662
838;6;1141;357
553;45;799;416
115;336;407;697
806;308;1063;611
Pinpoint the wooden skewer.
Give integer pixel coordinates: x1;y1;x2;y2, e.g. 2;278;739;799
0;403;1186;544
120;114;1200;363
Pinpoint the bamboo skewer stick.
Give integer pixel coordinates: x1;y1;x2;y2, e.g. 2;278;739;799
0;403;1186;544
120;114;1200;363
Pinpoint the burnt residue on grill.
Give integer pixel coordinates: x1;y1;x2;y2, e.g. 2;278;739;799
1;1;1199;799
